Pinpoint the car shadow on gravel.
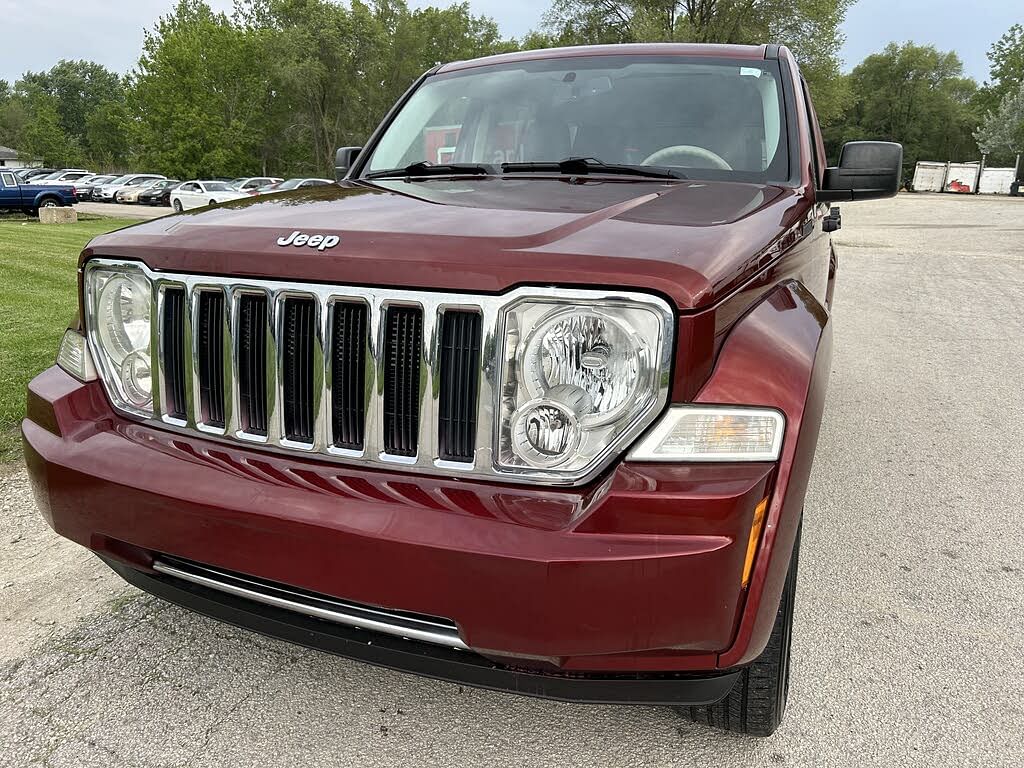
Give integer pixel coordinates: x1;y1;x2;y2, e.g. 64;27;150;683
0;583;775;768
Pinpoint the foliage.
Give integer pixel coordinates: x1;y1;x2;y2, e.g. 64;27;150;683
17;61;125;156
130;0;277;179
19;92;83;167
988;23;1024;99
541;0;854;122
826;43;979;168
974;84;1024;157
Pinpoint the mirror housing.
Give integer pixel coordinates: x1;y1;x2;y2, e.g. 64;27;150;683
335;146;362;181
818;141;903;203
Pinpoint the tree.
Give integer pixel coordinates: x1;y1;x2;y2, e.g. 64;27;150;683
988;23;1024;99
131;0;277;178
85;100;132;169
829;43;980;168
17;61;124;153
974;84;1024;158
19;92;82;167
541;0;853;122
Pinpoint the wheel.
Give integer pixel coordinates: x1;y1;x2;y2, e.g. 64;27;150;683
680;523;801;736
172;199;183;212
39;199;60;208
208;199;217;207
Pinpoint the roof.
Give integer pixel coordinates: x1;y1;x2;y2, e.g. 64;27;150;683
437;43;769;74
0;145;19;160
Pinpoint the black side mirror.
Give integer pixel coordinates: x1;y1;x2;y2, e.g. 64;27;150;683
335;146;362;181
818;141;903;202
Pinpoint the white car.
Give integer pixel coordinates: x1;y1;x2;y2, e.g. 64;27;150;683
230;176;283;194
96;174;166;202
31;169;93;185
170;180;248;211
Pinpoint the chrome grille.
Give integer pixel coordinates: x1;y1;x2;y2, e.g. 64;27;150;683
150;273;498;476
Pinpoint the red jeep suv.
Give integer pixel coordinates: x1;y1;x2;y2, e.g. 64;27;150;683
23;43;901;735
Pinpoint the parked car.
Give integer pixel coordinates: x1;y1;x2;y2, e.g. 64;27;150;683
117;178;169;204
24;44;903;738
75;175;118;201
0;167;77;216
256;177;333;194
230;176;284;194
169;180;248;211
16;168;55;182
30;169;93;185
95;174;166;202
137;179;182;207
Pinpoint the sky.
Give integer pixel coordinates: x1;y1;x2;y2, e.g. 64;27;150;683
0;0;1019;85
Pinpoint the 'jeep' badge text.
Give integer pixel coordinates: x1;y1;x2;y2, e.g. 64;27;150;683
277;231;340;251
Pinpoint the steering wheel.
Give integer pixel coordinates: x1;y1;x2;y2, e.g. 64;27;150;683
642;145;732;171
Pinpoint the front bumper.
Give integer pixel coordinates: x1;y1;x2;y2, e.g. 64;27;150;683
102;555;739;705
24;366;783;697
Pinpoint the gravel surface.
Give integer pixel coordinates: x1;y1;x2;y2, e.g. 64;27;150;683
2;193;1023;767
74;202;169;220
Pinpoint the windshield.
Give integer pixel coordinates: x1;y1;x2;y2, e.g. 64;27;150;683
275;179;303;190
107;175;132;185
365;56;789;183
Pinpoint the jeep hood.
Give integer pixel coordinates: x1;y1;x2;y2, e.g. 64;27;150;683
84;177;810;310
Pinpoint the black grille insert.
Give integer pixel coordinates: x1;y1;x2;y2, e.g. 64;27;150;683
161;288;187;419
438;311;481;462
197;291;225;427
238;294;268;435
331;302;368;450
383;306;422;456
282;297;316;443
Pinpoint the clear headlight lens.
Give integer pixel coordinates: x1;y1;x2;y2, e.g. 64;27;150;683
497;298;671;479
628;407;785;462
522;309;640;426
85;266;153;415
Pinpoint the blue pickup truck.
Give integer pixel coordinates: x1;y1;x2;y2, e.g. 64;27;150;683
0;169;78;216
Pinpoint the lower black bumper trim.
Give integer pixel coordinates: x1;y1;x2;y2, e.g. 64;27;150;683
101;555;740;706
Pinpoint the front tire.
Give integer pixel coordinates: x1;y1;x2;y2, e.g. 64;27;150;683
680;524;801;736
172;199;183;212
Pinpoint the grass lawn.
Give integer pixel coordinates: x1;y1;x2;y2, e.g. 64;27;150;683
0;215;138;462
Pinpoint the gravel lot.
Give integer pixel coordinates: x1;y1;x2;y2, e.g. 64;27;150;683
2;193;1023;767
74;201;169;220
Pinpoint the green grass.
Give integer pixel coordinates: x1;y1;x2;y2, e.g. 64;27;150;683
0;215;138;461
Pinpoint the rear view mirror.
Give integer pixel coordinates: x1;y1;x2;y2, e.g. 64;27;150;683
818;141;903;202
335;146;362;181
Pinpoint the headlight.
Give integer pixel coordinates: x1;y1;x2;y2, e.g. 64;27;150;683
496;297;672;480
85;265;154;415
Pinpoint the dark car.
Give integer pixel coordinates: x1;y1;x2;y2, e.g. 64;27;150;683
24;44;901;737
0;168;78;216
137;179;181;207
16;168;55;182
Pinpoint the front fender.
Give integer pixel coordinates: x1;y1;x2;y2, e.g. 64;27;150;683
695;280;832;667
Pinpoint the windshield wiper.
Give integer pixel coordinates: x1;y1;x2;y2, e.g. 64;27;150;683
365;161;493;180
501;157;685;180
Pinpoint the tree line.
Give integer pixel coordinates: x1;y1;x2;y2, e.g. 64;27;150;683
0;0;1021;179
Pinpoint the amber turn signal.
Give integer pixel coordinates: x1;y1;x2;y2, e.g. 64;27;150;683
742;497;769;589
